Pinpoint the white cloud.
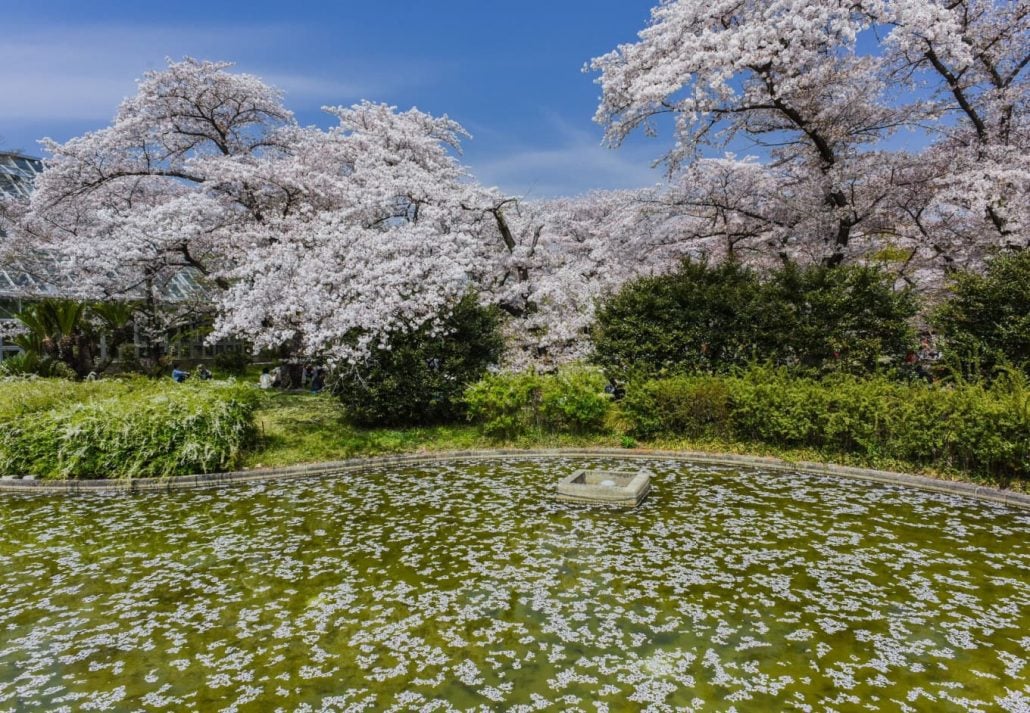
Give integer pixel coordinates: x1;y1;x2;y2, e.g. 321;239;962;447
0;24;434;122
471;142;662;198
469;113;665;197
0;26;264;120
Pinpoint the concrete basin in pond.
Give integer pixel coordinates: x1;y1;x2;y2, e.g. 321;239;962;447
556;468;651;507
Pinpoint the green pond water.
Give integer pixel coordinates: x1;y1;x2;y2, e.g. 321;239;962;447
0;457;1027;712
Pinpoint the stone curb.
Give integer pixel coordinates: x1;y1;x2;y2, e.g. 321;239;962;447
0;448;1027;510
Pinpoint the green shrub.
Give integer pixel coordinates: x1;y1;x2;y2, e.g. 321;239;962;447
757;264;917;373
934;251;1030;377
728;368;829;446
0;352;76;379
593;260;763;377
464;371;543;437
213;350;252;376
464;365;612;437
617;367;1028;479
333;295;504;427
594;261;916;377
619;374;731;439
8;298;137;378
538;367;611;433
0;377;132;421
0;378;260;479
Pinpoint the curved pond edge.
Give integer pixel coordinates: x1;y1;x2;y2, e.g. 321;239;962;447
1;449;1028;510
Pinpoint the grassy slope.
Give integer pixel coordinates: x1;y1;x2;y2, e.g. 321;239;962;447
246;392;1026;492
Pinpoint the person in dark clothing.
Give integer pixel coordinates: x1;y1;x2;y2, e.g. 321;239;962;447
311;367;326;394
605;377;625;401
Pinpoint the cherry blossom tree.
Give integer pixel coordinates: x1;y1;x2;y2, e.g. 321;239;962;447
590;0;910;266
3;59;545;365
590;0;1027;274
209;102;499;362
1;59;309;354
877;0;1029;248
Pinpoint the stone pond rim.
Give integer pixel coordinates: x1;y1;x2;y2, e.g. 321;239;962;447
0;448;1027;510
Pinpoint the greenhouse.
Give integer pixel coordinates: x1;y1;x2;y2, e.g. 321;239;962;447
0;151;220;362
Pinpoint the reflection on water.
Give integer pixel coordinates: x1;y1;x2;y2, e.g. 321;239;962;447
0;458;1027;711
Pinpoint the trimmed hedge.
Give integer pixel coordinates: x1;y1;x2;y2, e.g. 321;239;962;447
620;367;1029;479
0;378;261;479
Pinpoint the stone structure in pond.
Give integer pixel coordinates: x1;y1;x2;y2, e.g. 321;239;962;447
556;468;652;508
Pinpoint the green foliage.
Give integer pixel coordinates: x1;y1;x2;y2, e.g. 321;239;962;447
594;261;916;377
0;352;76;379
934;250;1030;377
593;260;762;376
0;378;132;421
11;299;88;364
213;350;252;376
617;367;1029;479
757;264;916;373
619;374;732;440
464;365;612;437
334;296;504;427
538;366;612;433
463;370;542;437
10;298;139;377
0;378;260;479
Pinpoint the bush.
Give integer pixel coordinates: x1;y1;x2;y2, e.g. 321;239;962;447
539;367;612;433
593;260;762;376
0;378;132;421
213;350;252;376
617;367;1028;479
619;375;731;439
728;368;830;446
464;371;544;437
0;352;76;379
7;298;137;378
464;365;611;437
594;261;916;377
333;295;504;427
0;378;260;479
757;264;916;373
934;251;1030;377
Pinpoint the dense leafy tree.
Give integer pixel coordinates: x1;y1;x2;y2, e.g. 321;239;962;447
593;261;763;376
935;250;1030;376
594;262;916;377
756;264;917;372
331;296;504;426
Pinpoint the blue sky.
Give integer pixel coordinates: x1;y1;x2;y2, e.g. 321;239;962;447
1;0;668;197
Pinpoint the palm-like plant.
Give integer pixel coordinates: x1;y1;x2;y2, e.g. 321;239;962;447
10;299;138;378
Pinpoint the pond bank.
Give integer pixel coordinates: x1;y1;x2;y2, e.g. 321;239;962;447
3;448;1029;509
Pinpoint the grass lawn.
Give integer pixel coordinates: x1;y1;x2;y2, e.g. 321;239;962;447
245;391;623;468
245;392;1026;492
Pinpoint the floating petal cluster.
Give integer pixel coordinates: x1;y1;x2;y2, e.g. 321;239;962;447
0;457;1027;711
